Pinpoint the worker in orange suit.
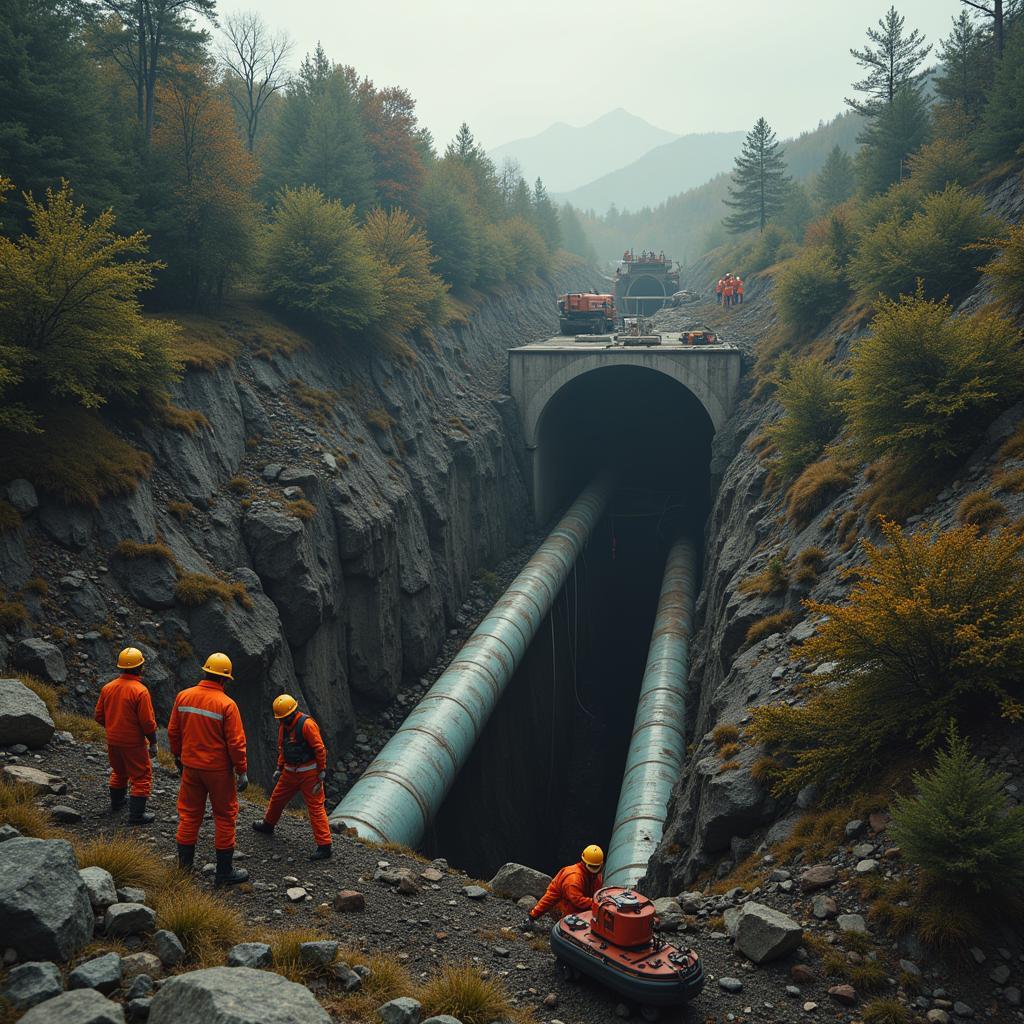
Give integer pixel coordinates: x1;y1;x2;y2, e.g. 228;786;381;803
167;652;249;885
251;694;332;860
95;647;158;825
723;274;735;308
525;845;605;930
715;278;724;304
737;276;745;304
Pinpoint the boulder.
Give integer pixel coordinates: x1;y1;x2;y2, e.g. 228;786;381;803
7;479;39;515
0;824;21;842
2;961;63;1009
79;867;119;912
127;997;152;1021
298;940;338;967
330;962;362;992
69;952;123;993
811;895;837;920
0;678;55;747
837;914;867;934
0;836;93;961
226;942;272;968
2;763;65;793
733;902;803;964
20;989;126;1024
52;805;83;824
377;997;423;1024
488;862;552;900
13;639;68;685
121;953;162;980
461;885;487;900
421;1018;462;1024
148;966;331;1024
66;580;108;623
112;554;178;611
153;930;185;968
104;903;156;938
334;889;365;912
116;886;146;904
799;864;837;892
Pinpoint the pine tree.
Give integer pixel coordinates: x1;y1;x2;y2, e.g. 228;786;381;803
856;83;931;195
530;178;561;252
723;118;792;234
815;146;856;209
936;11;993;132
960;0;1011;58
976;23;1024;163
846;6;932;116
892;726;1024;898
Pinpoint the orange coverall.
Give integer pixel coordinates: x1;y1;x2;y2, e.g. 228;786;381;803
723;278;735;306
168;678;247;850
95;674;157;797
529;861;604;920
264;714;331;846
736;278;745;303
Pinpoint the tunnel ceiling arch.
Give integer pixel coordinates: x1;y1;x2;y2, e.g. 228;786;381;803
524;353;728;450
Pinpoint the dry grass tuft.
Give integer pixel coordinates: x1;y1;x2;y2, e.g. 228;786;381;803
745;611;796;647
417;963;523;1024
152;878;246;965
992;466;1024;493
0;778;56;837
792;546;826;586
115;539;174;562
167;500;194;523
862;998;912;1024
227;475;252;495
322;947;418;1020
957;490;1007;531
0;500;22;533
157;401;210;435
786;456;854;529
858;457;939;525
175;572;253;611
286;499;316;521
166;315;240;370
291;381;336;423
711;723;740;750
837;509;860;551
54;710;106;743
0;599;28;630
264;927;330;981
23;576;48;595
366;408;396;432
0;409;153;507
737;553;788;596
999;421;1024;461
74;834;176;891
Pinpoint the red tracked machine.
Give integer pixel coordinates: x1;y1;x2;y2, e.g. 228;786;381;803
549;886;704;1008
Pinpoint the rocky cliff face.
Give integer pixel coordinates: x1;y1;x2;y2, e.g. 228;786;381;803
0;271;588;787
643;172;1024;895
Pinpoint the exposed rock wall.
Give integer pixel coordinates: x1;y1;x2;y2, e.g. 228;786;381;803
1;272;588;784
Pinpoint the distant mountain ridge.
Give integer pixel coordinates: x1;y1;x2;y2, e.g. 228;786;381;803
488;108;678;194
554;131;747;214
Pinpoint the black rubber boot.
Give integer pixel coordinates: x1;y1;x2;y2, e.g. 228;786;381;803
177;843;195;872
109;787;127;813
309;844;332;861
251;820;274;835
126;795;155;825
214;847;249;887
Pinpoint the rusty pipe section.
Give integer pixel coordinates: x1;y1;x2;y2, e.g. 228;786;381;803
603;537;697;887
330;476;612;846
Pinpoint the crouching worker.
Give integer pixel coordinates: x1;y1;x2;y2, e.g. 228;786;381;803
168;652;249;886
95;647;158;824
524;845;604;930
252;694;332;861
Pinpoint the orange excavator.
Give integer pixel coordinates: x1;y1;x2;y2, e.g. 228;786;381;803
558;293;617;335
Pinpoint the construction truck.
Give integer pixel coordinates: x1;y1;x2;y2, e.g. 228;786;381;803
557;293;617;335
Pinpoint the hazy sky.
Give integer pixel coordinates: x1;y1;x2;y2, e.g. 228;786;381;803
231;0;968;149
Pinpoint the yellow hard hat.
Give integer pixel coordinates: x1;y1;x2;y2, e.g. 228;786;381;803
202;652;234;680
581;844;604;869
273;694;298;719
117;647;145;670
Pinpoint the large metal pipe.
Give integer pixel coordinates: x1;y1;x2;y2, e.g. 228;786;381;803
330;476;613;847
603;538;697;887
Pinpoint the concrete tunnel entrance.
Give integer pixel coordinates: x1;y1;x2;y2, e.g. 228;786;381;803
425;367;714;879
621;274;669;316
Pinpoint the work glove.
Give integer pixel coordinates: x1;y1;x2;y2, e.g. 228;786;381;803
149;741;158;760
174;756;183;775
312;771;325;795
236;772;249;792
272;770;282;786
520;915;537;933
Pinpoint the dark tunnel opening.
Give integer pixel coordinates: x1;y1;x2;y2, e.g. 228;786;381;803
622;275;669;316
426;367;713;879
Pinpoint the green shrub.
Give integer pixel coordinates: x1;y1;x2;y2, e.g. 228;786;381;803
980;221;1024;310
262;186;384;334
773;248;848;337
498;217;550;279
892;727;1024;904
750;520;1024;795
905;138;978;196
766;356;846;482
846;291;1024;473
850;185;1000;303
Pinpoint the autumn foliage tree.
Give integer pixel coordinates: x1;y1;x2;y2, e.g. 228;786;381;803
750;520;1024;796
354;80;426;214
150;66;260;306
0;180;179;433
